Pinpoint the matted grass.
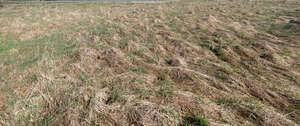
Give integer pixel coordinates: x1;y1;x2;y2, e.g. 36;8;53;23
0;0;300;125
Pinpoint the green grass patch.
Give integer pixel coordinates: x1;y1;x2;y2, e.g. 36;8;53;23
79;72;91;83
198;41;212;50
0;31;79;75
215;68;231;82
155;80;175;99
217;97;240;106
131;66;148;74
106;86;124;104
267;23;300;37
119;39;129;48
182;116;210;126
135;89;153;99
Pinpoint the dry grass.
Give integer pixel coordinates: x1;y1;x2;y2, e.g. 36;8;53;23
0;0;300;125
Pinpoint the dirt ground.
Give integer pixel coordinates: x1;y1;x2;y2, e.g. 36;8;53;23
0;0;300;125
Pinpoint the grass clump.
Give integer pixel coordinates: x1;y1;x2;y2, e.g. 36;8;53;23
212;46;229;62
267;23;300;37
135;89;153;99
215;68;231;82
155;80;175;99
182;116;210;126
296;92;300;100
119;39;129;48
217;97;240;106
106;86;123;104
131;66;148;74
198;41;213;50
161;108;176;116
79;72;90;83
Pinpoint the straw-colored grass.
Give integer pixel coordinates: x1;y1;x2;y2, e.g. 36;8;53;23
0;0;300;125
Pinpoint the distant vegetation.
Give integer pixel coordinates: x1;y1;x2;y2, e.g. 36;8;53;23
1;0;36;1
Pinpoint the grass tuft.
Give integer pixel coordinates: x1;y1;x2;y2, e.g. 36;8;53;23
217;97;240;106
182;116;210;126
155;80;175;99
106;86;123;104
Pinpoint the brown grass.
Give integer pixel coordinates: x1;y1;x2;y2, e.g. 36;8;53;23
0;0;300;125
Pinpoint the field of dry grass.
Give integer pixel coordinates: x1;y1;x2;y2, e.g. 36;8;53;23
0;0;300;125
